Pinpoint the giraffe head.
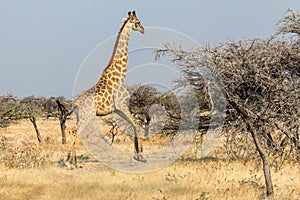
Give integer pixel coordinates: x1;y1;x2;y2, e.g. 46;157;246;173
125;11;144;34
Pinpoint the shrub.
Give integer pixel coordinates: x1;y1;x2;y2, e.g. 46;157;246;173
0;136;51;169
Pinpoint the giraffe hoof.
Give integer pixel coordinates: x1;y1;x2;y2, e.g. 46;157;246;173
133;155;147;163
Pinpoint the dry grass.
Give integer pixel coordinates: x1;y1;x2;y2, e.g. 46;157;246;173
0;119;299;200
0;161;299;200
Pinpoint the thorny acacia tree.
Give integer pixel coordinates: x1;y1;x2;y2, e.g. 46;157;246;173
155;10;300;197
56;99;73;144
0;94;28;128
128;84;161;136
0;95;71;144
20;96;46;143
128;85;200;137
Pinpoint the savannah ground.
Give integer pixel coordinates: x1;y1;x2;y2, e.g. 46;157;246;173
0;119;299;200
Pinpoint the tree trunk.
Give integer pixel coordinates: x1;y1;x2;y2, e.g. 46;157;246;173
245;118;274;196
60;118;67;144
29;116;42;143
56;100;73;145
144;114;151;137
227;95;274;196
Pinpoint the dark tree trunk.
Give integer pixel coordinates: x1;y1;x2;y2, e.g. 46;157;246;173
144;114;151;137
245;118;274;196
29;116;42;143
227;95;274;196
60;118;67;144
56;100;73;145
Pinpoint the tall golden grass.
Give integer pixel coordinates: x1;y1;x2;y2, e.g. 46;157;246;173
0;160;299;200
0;119;299;200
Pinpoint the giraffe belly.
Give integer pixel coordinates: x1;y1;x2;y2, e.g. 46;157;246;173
96;109;112;117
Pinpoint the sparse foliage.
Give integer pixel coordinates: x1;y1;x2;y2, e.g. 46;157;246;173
0;95;72;144
128;84;161;136
128;85;198;137
20;96;45;143
276;9;300;45
155;9;300;196
0;94;31;127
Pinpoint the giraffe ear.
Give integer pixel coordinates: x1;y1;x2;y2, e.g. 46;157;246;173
122;18;127;22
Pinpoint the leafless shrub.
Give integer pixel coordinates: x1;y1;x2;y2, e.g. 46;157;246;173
276;9;300;43
0;136;51;169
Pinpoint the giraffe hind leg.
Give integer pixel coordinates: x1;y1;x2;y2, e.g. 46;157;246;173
72;148;78;168
65;127;80;169
65;151;72;168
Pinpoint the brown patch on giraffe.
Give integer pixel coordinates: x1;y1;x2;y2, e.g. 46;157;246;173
97;102;103;109
104;92;109;98
107;79;113;86
107;87;113;94
105;73;111;79
116;49;122;56
113;71;121;77
113;82;121;89
111;76;117;82
102;72;108;77
121;49;127;54
119;41;125;47
104;99;111;107
94;95;100;102
116;65;122;71
115;60;122;66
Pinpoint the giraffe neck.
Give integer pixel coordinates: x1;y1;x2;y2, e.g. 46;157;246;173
98;20;131;85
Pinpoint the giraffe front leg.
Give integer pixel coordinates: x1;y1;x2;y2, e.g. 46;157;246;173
72;148;78;168
113;86;147;162
113;109;146;162
65;150;78;169
134;137;146;162
65;151;72;168
133;128;144;162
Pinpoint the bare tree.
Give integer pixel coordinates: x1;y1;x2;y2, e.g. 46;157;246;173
155;10;300;196
56;99;73;144
276;9;300;46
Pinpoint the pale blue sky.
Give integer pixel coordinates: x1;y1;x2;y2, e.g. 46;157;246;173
0;1;298;98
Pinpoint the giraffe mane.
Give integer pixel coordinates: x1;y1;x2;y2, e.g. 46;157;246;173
106;16;130;69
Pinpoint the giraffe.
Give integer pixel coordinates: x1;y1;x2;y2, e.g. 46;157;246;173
65;11;145;168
